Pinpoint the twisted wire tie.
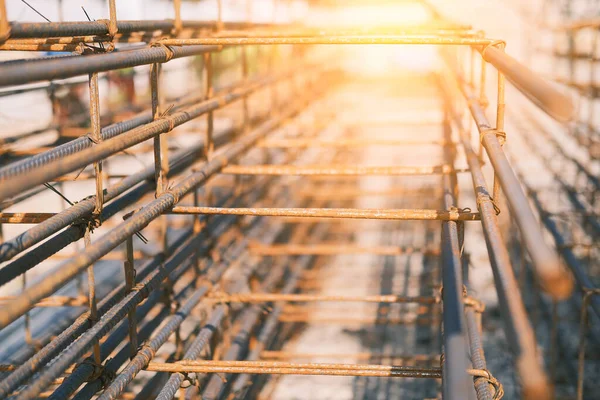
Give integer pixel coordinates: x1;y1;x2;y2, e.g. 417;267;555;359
469;368;505;400
479;128;506;146
475;193;501;215
481;39;506;61
151;40;176;63
439;355;504;400
79;358;106;382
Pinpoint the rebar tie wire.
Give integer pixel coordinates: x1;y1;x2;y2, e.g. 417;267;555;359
480;39;506;59
436;285;484;312
438;354;503;399
78;358;115;384
151;41;176;63
479;127;506;146
97;19;116;52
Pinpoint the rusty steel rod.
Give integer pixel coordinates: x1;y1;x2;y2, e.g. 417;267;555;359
457;75;573;300
440;75;552;398
0;69;327;330
158;35;493;46
0;3;578;398
249;243;440;256
221;164;462;176
0;63;320;202
480;46;576;122
170;206;480;220
257;138;450;147
145;360;443;378
205;292;439;304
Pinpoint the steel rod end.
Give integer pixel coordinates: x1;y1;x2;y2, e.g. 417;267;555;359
522;382;554;400
518;354;554;400
542;267;574;301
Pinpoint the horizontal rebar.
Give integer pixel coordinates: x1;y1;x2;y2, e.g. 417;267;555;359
158;35;493;46
170;206;480;221
259;351;441;361
205;292;439;304
257;138;449;148
145;360;443;379
0;213;56;224
249;243;440;256
222;164;464;176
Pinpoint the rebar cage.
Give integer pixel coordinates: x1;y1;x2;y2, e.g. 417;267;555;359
0;1;594;399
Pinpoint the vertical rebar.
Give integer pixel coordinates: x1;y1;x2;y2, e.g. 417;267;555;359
108;0;118;38
124;236;138;358
0;0;8;42
204;52;214;158
88;72;103;364
151;63;167;196
492;43;506;210
173;0;182;34
440;109;475;400
577;290;600;400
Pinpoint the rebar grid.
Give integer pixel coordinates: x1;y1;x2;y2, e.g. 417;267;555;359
0;1;584;399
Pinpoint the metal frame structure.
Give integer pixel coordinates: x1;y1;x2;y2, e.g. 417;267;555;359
0;0;583;399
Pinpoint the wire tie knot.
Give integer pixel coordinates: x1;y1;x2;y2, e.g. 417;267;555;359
481;40;506;61
151;40;176;62
469;368;504;399
479;128;506;146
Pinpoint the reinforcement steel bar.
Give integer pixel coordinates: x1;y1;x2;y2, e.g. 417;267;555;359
99;219;299;400
458;77;573;300
257;138;450;147
0;64;318;201
153;305;228;400
205;292;439;304
170;206;480;220
6;20;274;40
79;150;305;399
440;76;552;398
157;35;493;46
147;360;443;378
12;223;225;400
0;229;185;398
249;243;440;256
480;45;576;122
0;67;326;329
0;44;220;87
0;138;203;263
227;241;325;399
0;2;583;398
439;111;474;400
0;182;148;287
221;164;460;176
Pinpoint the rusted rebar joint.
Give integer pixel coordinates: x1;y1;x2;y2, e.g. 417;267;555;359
73;211;102;234
160;281;181;313
468;368;504;399
479;128;506;146
473;184;501;215
156;112;176;133
463;296;486;313
151;40;175;63
97;19;118;40
180;371;198;388
80;358;106;382
481;39;506;60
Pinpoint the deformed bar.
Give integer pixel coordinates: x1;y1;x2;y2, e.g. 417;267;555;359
170;206;480;221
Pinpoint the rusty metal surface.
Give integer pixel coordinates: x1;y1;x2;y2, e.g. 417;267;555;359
0;1;591;399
